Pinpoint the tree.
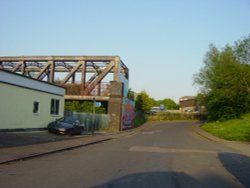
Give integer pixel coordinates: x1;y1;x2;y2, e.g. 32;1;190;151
127;88;135;101
195;93;206;113
194;35;250;121
234;34;250;64
153;98;179;110
65;101;106;114
135;90;153;113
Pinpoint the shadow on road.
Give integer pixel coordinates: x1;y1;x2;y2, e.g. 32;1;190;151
90;170;242;188
0;131;79;148
91;171;197;188
218;152;250;188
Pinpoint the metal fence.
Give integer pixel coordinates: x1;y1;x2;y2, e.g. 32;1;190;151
70;112;111;133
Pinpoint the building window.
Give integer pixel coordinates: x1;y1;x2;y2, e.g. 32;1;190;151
33;101;40;114
51;99;60;115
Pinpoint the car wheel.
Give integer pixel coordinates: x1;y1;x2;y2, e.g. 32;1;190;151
79;127;84;135
68;129;74;136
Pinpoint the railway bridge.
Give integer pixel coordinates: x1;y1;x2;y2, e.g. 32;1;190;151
0;56;133;131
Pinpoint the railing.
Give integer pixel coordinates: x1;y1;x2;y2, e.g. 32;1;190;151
66;112;111;133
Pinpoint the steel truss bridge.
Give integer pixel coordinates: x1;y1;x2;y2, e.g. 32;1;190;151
0;56;129;101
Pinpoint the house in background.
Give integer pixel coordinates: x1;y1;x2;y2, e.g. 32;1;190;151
0;70;65;130
179;96;197;113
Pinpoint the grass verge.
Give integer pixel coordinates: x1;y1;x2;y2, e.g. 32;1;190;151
201;113;250;142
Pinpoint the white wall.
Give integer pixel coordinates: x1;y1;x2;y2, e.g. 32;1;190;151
0;83;64;129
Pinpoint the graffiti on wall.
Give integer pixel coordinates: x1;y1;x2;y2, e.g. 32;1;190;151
122;98;135;130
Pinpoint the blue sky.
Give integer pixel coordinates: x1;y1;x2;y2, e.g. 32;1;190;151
1;0;250;102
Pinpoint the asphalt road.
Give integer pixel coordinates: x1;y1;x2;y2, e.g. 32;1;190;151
1;121;250;188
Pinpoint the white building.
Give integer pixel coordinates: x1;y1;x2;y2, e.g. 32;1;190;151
0;70;65;130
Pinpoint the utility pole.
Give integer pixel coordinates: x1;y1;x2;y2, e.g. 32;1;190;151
92;97;96;135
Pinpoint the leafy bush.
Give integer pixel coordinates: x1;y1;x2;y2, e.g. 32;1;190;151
133;112;146;128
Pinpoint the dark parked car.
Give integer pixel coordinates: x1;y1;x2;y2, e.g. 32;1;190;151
48;117;85;135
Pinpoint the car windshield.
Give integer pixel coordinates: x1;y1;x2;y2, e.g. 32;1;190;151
59;117;77;124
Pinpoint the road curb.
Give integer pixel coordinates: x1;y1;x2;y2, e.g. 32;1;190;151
0;137;112;165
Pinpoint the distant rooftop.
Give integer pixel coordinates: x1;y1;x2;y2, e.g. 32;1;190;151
179;96;196;101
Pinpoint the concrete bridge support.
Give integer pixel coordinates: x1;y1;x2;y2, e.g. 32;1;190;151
108;81;123;131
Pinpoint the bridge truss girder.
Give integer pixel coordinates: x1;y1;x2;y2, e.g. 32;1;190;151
0;56;129;97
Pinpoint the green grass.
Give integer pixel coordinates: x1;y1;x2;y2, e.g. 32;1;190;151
201;113;250;142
